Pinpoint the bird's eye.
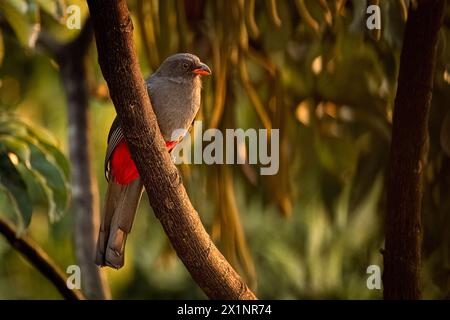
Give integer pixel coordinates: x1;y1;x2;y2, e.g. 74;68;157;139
182;62;190;70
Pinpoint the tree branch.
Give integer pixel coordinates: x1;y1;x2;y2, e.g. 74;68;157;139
86;0;256;300
383;0;445;300
0;217;84;300
37;19;111;300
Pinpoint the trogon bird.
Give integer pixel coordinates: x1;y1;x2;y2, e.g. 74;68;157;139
96;53;211;269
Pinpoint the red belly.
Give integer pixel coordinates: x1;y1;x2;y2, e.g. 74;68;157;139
111;139;177;185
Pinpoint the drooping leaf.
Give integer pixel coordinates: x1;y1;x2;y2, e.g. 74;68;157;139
28;144;68;222
0;135;67;222
0;113;69;224
22;121;70;179
0;115;70;179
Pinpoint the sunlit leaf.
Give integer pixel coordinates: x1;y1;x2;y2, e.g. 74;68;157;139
0;113;69;224
0;115;69;179
0;135;67;222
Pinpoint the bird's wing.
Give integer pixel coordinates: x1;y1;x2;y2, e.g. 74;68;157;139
105;117;124;181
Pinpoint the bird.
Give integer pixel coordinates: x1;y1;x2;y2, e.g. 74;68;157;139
95;53;211;269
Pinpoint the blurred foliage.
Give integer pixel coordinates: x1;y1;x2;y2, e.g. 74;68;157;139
0;113;70;230
0;0;449;299
0;0;70;230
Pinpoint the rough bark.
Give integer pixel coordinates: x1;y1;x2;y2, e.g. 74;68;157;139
38;20;110;300
383;0;445;300
0;217;84;300
86;0;256;300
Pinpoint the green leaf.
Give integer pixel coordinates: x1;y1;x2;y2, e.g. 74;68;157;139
0;113;70;224
0;150;32;230
28;144;68;222
0;118;29;137
0;135;31;167
0;136;66;222
16;115;58;146
22;120;70;179
0;115;70;179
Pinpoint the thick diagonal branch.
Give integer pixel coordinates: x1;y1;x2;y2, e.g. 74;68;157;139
86;0;256;300
383;0;445;300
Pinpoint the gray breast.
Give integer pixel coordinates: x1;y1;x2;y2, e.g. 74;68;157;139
146;76;201;141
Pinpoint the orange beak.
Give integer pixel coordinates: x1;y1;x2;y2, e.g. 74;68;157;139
192;62;212;76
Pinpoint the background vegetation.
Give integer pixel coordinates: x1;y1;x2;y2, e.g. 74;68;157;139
0;0;449;299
